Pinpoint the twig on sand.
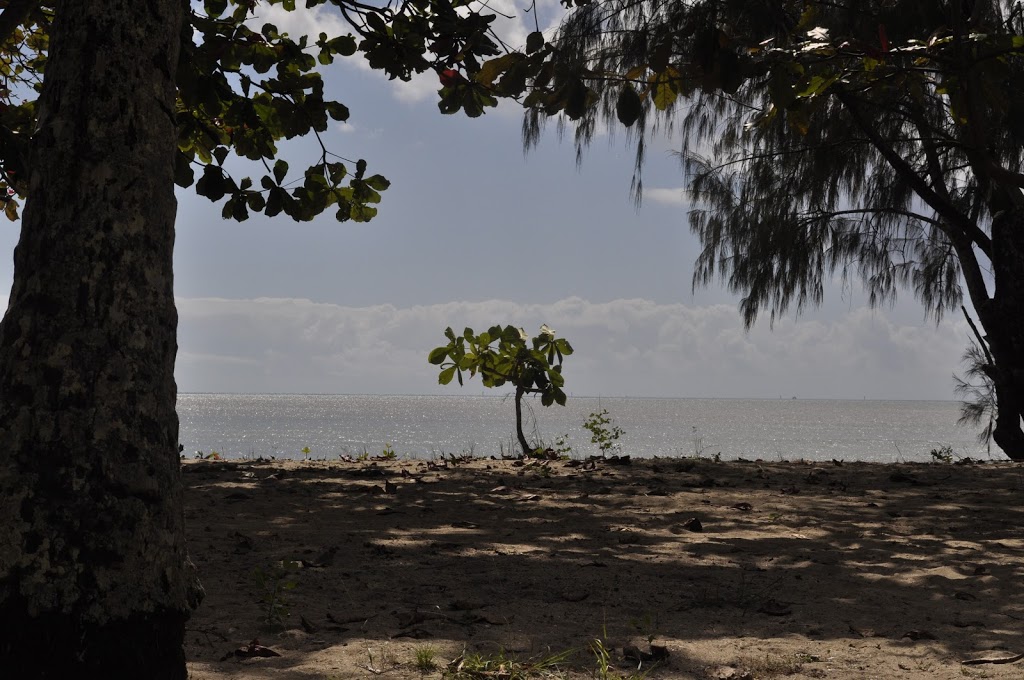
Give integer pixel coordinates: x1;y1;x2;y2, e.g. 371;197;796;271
962;652;1024;666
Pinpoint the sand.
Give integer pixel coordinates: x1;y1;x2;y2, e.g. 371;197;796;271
182;456;1024;679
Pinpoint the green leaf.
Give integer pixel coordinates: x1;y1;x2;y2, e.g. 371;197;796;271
476;53;522;87
265;187;286;217
615;83;642;127
439;366;457;385
246;192;266;212
325;101;350;121
204;0;227;17
174;152;195;188
564;79;593;119
273;159;288;184
526;31;545;55
329;35;358;57
195;165;226;201
652;69;680;111
428;347;449;365
364;174;390;191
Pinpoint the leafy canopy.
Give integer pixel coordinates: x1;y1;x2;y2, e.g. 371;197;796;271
429;324;574;407
462;1;1024;330
0;0;505;223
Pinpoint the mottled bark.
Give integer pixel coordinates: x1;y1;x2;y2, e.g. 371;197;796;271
981;207;1024;460
0;0;200;677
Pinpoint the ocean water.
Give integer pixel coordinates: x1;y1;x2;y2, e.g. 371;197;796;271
176;394;994;463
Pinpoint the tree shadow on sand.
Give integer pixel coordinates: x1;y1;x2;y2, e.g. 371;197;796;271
183;457;1024;679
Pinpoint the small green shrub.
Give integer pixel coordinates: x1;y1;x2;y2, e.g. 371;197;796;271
583;409;624;457
251;560;300;630
930;445;954;464
415;646;438;672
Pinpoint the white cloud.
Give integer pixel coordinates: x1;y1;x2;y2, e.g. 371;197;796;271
248;3;349;41
644;186;691;206
175;296;972;399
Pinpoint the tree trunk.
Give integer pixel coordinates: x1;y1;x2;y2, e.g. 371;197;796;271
980;207;1024;460
0;0;200;676
515;386;531;455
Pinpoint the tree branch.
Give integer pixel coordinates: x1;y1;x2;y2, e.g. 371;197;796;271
834;87;993;312
962;304;994;368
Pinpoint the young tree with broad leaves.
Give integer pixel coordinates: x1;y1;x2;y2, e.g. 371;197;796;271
0;0;503;675
429;324;573;455
467;0;1024;459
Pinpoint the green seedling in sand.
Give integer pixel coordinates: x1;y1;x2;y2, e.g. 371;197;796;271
251;560;300;631
930;444;954;464
430;324;573;456
444;647;570;679
583;409;624;457
414;646;439;672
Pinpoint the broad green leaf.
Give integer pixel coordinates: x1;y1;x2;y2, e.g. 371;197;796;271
174;152;195;188
476;53;521;87
364;174;390;191
196;165;226;201
325;102;350;121
616;83;642;127
652;70;679;111
273;159;288;185
438;366;457;385
204;0;227;17
428;347;448;365
526;31;544;54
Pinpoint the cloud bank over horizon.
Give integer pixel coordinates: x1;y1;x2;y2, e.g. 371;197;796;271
176;295;972;400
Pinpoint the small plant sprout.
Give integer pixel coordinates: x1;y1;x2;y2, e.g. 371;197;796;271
583;409;624;457
414;646;438;672
251;560;300;631
446;647;570;679
301;446;311;461
381;443;397;460
549;433;573;458
429;324;573;456
930;444;954;464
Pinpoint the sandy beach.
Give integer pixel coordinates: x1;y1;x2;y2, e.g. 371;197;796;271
183;456;1024;679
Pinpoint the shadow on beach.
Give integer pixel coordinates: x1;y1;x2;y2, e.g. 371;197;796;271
183;457;1024;679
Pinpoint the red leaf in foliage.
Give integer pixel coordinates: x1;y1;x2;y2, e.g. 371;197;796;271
438;69;462;87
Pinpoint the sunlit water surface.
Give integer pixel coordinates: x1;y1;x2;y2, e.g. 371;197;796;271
176;394;991;463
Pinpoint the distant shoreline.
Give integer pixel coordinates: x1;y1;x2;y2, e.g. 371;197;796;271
177;391;960;403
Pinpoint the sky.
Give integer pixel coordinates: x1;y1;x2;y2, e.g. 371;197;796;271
0;2;978;400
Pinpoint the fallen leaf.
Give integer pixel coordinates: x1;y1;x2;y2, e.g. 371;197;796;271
234;639;281;658
682;517;703;532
